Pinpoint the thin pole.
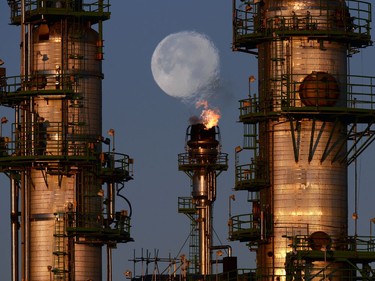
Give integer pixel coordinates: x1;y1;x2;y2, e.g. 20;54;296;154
11;176;19;281
107;245;112;281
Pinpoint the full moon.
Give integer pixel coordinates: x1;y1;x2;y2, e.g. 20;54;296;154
151;31;220;100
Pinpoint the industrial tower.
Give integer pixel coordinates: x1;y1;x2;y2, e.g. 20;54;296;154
230;0;375;280
178;123;229;276
0;1;133;281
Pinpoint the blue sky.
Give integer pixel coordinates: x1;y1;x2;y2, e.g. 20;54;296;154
1;1;375;280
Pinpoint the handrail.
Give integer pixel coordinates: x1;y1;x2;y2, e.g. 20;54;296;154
178;197;194;210
287;234;375;252
0;73;103;95
66;210;131;235
233;0;371;46
102;151;133;177
230;213;260;233
239;74;375;116
178;152;228;167
0;121;98;159
9;0;110;19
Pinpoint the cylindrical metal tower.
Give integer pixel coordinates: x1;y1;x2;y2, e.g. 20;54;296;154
231;0;375;280
30;11;104;281
259;1;348;277
0;1;134;281
178;123;228;276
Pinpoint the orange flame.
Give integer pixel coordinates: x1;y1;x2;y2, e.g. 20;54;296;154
196;100;221;129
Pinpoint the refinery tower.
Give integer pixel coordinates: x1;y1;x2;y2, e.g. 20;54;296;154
230;0;375;280
178;122;229;276
0;1;133;281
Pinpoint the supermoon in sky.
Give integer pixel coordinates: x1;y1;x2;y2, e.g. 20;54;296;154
151;31;220;101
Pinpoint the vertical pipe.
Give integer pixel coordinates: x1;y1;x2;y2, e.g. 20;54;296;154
15;4;28;276
22;1;31;277
197;199;211;276
232;0;236;50
193;172;212;275
108;182;115;220
21;171;29;281
207;203;213;274
25;174;30;281
107;245;112;281
11;176;18;281
27;22;31;81
20;0;25;79
21;173;25;281
13;105;20;281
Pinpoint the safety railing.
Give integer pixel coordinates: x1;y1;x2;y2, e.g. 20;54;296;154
233;0;371;47
66;210;131;236
0;73;80;97
0;72;103;96
8;0;110;20
178;152;228;167
185;264;375;281
284;234;375;280
235;161;269;191
239;74;375;117
216;269;257;281
178;197;194;210
0;122;97;159
287;234;375;252
229;213;261;241
235;163;256;186
101;151;133;180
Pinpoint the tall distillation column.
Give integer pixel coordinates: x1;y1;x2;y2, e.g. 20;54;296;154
0;1;133;281
178;123;228;276
231;0;375;280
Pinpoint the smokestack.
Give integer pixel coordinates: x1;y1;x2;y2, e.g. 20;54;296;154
178;123;228;276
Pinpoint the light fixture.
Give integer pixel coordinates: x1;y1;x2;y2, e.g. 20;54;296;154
352;212;358;220
235;146;243;153
108;128;115;136
249;75;256;83
123;270;132;279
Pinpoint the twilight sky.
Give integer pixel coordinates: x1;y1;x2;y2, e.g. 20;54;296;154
0;1;375;280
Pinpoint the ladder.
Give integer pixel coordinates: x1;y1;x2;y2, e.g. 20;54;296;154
53;212;68;280
189;218;199;274
269;38;288;110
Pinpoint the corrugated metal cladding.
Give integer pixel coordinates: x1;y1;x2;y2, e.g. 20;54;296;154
29;21;103;280
256;0;349;278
